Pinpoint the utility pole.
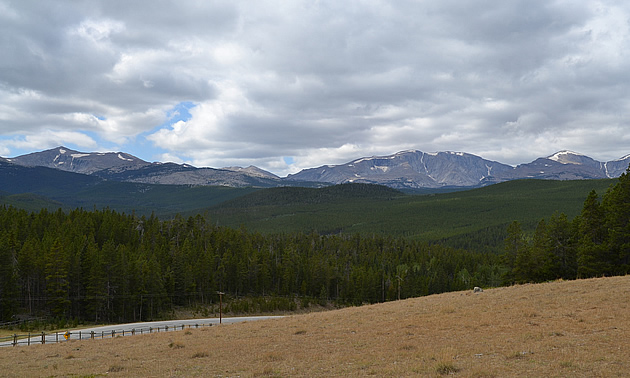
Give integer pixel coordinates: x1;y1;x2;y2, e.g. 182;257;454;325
216;291;225;324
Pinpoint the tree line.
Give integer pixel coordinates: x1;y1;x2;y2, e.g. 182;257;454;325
0;206;502;323
503;167;630;283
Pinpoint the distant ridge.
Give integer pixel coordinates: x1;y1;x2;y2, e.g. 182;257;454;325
286;149;630;189
8;146;149;174
3;147;630;190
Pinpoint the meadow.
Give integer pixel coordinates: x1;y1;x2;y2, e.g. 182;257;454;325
1;275;628;377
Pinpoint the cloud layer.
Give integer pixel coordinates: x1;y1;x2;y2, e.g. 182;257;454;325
1;0;629;175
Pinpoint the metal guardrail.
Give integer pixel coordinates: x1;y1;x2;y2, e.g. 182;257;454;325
0;322;214;347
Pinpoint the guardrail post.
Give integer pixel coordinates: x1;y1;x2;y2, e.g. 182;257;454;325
149;327;153;333
79;331;82;340
41;332;45;344
111;330;115;338
55;332;58;343
12;334;17;347
91;331;94;339
28;333;31;346
132;328;135;336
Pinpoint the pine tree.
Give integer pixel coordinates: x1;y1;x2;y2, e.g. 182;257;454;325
602;165;630;275
0;232;19;321
45;238;70;319
502;221;526;283
576;190;609;277
545;212;577;279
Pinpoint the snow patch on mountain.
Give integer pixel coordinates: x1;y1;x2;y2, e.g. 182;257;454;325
372;166;390;172
547;150;584;164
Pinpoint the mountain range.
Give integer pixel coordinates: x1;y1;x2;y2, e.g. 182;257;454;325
3;146;630;190
287;150;630;189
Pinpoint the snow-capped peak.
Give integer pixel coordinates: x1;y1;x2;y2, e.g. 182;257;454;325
547;150;585;164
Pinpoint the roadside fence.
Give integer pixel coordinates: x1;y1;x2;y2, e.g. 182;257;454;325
1;322;214;347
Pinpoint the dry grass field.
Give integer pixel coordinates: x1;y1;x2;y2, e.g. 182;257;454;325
1;276;629;377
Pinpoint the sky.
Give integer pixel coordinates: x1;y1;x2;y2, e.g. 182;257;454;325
1;0;629;177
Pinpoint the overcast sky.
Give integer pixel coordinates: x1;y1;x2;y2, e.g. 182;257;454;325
1;1;629;176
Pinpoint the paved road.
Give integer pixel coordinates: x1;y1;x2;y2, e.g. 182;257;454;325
1;316;284;347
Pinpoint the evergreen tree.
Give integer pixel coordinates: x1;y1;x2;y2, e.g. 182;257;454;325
545;212;576;279
502;221;526;283
576;190;609;277
0;232;19;321
45;238;71;319
602;166;630;275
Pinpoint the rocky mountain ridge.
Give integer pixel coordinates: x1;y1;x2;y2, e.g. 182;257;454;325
7;147;281;188
3;147;630;189
285;149;630;189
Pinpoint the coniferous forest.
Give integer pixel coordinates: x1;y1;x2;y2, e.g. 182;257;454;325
503;167;630;284
0;206;502;323
1;167;629;324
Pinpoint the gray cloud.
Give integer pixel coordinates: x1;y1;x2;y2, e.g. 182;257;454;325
1;0;630;175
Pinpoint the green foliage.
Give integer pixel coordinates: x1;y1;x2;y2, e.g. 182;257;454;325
44;238;70;318
0;205;499;322
504;165;630;283
0;165;259;218
0;231;20;320
207;179;614;252
0;178;620;322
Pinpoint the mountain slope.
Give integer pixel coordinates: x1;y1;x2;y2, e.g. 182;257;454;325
286;149;630;188
605;154;630;177
5;147;630;190
8;146;149;174
9;146;283;188
0;160;258;216
286;150;514;189
94;162;282;187
207;179;614;248
0;160;103;195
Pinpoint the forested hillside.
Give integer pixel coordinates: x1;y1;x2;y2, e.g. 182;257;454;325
1;172;628;325
503;167;630;283
207;179;615;252
0;207;502;323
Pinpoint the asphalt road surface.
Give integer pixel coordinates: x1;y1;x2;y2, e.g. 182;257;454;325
1;316;284;347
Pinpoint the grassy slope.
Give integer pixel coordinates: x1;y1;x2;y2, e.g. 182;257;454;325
206;179;615;242
2;275;628;377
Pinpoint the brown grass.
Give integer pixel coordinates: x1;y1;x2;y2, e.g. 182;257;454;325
1;276;629;377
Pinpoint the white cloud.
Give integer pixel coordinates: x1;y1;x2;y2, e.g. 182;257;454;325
7;130;98;151
1;0;630;176
72;18;125;44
